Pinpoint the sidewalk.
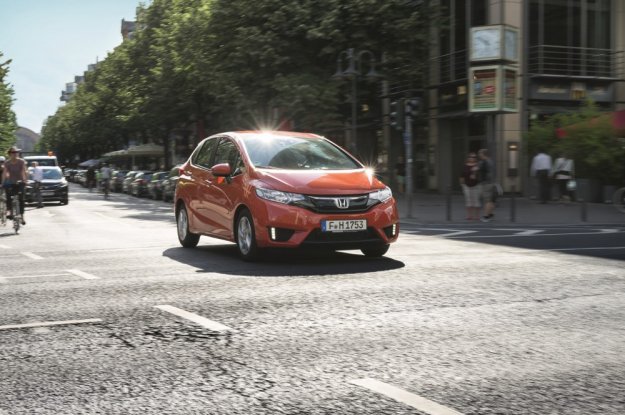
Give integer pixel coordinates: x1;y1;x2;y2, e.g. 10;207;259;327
396;192;625;226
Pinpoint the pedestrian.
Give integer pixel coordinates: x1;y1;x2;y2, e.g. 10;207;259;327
459;152;481;220
100;163;112;199
551;152;574;202
395;155;405;194
2;146;27;225
530;148;552;203
477;148;496;222
31;161;44;208
86;165;96;192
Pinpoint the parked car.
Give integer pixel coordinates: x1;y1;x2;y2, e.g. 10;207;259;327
175;131;399;261
161;165;181;202
147;171;168;199
25;166;69;205
122;171;140;194
130;171;153;197
111;170;129;192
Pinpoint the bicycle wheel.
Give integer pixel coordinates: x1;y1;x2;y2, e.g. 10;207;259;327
12;199;20;234
0;198;6;225
613;187;625;213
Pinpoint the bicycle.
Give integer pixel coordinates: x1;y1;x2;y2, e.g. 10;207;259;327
613;187;625;213
0;190;6;226
4;182;24;234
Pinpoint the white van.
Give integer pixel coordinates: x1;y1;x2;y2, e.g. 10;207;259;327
24;155;59;167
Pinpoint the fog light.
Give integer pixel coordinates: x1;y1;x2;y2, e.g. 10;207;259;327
392;223;397;236
270;227;277;240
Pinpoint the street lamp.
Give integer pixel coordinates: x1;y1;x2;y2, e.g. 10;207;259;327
333;48;382;155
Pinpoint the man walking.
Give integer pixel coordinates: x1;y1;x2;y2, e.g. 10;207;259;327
478;148;496;222
31;161;44;208
531;148;552;203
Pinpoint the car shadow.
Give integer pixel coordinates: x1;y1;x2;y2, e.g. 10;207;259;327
162;244;405;277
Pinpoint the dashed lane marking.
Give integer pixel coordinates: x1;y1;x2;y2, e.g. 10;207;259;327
66;269;100;280
21;252;44;260
493;229;543;236
155;305;235;332
351;378;464;415
0;318;103;331
426;229;477;237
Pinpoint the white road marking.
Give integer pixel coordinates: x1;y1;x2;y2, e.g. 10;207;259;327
0;318;103;331
428;229;477;237
550;246;625;252
351;378;464;415
599;229;619;233
0;244;10;249
21;252;44;260
66;269;100;280
1;273;70;279
155;305;234;332
492;229;543;236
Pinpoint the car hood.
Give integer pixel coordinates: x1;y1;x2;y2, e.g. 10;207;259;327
253;169;385;195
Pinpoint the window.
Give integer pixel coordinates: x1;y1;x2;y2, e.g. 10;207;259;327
192;137;219;168
213;139;242;173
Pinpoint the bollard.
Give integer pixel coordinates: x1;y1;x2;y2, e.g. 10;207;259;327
510;185;516;223
446;186;452;221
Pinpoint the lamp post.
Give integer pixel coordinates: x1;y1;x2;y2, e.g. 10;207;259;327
333;48;381;156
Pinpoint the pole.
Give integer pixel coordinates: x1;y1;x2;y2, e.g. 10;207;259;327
404;109;413;218
351;75;358;156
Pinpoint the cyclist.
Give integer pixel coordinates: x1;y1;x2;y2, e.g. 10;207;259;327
2;147;27;225
100;163;112;198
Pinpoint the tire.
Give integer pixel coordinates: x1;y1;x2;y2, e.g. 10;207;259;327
61;198;69;205
235;209;259;261
361;245;390;257
176;203;200;248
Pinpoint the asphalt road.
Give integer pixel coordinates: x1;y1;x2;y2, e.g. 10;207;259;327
1;185;624;415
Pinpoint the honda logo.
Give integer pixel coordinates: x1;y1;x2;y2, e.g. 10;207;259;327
334;198;349;209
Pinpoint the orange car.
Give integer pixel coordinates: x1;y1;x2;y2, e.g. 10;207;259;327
175;131;399;260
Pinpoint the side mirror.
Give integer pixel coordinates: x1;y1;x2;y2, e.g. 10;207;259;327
211;163;232;177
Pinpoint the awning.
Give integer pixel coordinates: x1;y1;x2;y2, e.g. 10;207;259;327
78;159;100;167
126;143;164;156
102;149;128;157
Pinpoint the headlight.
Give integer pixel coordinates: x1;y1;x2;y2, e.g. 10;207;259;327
369;187;392;203
255;187;305;205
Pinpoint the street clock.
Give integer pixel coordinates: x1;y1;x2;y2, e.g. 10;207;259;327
470;25;519;63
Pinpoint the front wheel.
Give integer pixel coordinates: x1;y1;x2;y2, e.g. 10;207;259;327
176;204;200;248
235;209;259;261
361;245;390;257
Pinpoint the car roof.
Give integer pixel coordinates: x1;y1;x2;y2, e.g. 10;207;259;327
228;130;323;140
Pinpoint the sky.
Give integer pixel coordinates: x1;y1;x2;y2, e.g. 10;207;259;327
0;0;145;134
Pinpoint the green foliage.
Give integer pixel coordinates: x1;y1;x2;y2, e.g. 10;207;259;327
40;0;432;165
0;52;18;153
527;101;625;184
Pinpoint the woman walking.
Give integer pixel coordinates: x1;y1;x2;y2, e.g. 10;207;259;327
460;153;481;220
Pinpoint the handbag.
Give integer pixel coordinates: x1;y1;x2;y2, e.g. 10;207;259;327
566;179;577;191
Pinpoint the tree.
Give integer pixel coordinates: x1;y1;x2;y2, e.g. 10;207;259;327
526;101;625;185
0;51;18;153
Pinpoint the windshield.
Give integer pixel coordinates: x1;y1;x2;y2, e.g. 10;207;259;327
240;134;361;170
29;168;63;180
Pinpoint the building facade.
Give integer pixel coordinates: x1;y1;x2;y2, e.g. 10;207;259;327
428;0;625;194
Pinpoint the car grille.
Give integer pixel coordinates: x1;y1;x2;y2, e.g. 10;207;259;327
296;194;371;213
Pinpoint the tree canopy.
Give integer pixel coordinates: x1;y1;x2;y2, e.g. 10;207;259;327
0;51;18;154
39;0;432;166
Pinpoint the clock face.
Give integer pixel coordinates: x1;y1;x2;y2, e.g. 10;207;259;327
471;27;501;61
505;29;518;61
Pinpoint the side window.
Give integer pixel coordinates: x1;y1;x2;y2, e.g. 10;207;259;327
192;138;219;169
213;139;242;173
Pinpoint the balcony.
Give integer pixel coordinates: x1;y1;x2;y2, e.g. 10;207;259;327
528;45;625;80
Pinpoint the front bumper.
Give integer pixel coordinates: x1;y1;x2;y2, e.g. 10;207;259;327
251;198;399;249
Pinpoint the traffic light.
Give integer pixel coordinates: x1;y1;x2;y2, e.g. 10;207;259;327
389;99;404;130
405;98;421;118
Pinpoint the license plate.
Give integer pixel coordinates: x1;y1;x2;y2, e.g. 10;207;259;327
321;219;366;232
42;191;55;196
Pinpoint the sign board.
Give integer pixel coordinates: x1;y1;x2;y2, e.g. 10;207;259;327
469;66;519;113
